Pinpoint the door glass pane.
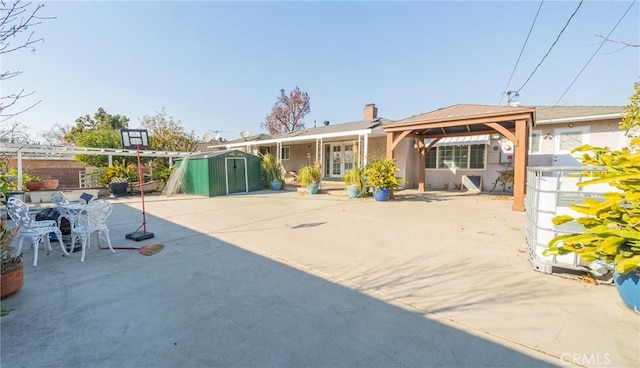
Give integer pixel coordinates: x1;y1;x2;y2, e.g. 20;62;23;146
344;144;354;171
332;146;342;175
324;145;330;176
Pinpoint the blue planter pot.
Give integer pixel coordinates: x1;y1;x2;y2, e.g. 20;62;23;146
307;182;319;194
614;270;640;313
373;187;390;201
346;184;358;199
270;180;283;191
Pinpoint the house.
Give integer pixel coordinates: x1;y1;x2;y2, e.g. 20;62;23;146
383;104;624;211
206;104;391;180
527;106;625;167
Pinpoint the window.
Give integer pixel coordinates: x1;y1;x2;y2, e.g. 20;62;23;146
281;146;290;160
425;144;486;169
425;148;437;169
530;131;541;154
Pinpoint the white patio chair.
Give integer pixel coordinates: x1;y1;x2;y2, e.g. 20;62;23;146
71;199;115;262
51;191;79;249
7;197;68;267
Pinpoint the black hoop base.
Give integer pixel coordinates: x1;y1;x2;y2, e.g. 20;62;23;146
126;231;155;241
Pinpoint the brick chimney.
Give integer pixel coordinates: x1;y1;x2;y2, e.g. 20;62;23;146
364;103;377;120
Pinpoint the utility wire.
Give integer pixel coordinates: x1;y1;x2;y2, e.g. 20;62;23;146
516;0;584;93
551;0;638;108
499;0;544;105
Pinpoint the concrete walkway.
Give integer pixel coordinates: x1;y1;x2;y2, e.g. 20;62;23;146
1;190;638;367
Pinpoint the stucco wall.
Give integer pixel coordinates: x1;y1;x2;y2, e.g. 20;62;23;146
528;119;625;167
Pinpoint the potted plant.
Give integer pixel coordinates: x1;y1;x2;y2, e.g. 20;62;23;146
6;168;41;191
41;175;59;190
99;159;137;196
343;165;366;199
24;173;42;192
1;180;22;299
261;152;283;190
298;162;321;194
363;158;403;201
544;81;640;312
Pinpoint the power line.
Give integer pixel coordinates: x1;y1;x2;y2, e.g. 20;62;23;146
551;0;638;107
516;0;584;93
499;0;544;105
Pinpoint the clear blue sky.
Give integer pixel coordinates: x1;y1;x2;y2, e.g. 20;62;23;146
3;0;639;143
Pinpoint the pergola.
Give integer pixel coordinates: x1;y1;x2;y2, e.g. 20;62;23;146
0;143;190;190
383;104;535;211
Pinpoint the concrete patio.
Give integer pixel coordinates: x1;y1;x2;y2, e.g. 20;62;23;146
1;190;638;367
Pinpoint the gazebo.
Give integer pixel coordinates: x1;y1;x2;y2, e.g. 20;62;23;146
383;104;535;211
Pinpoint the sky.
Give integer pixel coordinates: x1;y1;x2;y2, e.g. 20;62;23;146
2;0;639;143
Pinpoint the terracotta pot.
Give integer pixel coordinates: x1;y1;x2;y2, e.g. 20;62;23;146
41;179;59;190
1;261;24;299
25;181;42;191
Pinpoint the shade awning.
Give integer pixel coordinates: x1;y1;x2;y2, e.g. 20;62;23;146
426;134;490;147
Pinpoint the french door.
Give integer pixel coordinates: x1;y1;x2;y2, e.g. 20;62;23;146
327;143;355;178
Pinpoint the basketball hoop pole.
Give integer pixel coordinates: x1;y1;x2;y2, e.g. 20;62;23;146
121;129;154;241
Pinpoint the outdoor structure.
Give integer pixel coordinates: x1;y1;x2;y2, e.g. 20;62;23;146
178;150;262;197
383;104;535;211
0;143;189;191
205;104;389;180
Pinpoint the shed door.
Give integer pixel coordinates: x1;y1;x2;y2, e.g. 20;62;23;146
226;158;247;194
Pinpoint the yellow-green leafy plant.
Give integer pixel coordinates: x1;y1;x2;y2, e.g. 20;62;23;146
363;158;403;194
297;162;321;187
98;159;138;186
260;152;282;184
544;81;640;275
343;165;366;197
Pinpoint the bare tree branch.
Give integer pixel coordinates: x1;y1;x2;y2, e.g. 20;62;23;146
596;33;639;48
262;87;310;135
0;0;53;121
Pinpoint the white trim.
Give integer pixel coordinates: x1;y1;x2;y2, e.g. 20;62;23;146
208;129;380;150
536;113;622;125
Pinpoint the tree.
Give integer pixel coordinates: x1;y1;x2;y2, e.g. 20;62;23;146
64;108;130;167
40;123;71;145
65;107;129;144
0;1;52;121
0;121;31;143
140;108;197;152
261;87;310;135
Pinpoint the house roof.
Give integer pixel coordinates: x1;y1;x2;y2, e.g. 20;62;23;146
532;106;623;124
269;118;389;139
385;104;535;128
223;133;272;144
206;118;390;149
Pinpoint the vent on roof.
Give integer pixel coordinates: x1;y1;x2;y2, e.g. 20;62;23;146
323;121;330;126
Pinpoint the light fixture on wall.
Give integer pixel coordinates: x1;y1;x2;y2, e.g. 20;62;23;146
543;133;554;140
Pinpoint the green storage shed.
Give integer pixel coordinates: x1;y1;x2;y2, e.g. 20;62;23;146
178;150;262;197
